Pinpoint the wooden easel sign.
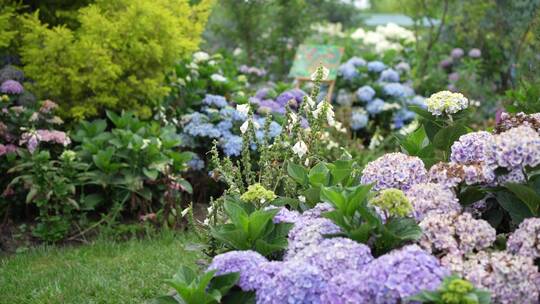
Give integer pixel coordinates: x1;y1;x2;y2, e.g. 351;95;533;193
289;44;344;101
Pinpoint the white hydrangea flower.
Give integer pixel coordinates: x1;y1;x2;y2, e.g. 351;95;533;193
210;73;227;83
350;28;366;40
425;90;469;116
192;51;210;63
292;140;308;158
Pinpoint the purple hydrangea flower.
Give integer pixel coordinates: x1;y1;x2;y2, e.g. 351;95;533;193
507;217;540;259
290;237;373;280
356;85;376;103
379;68;400;82
448;72;460;83
450;48;464;59
468;48;482;58
256;260;327;304
405;183;461;221
486;125;540;169
447;251;540;304
343;245;449;304
428;162;495;189
439;58;453;69
265;206;301;224
419;211;496;255
258;99;284;114
0;80;23;94
275;89;305;108
207;250;268;291
395;61;410;73
360;152;428;191
450;131;493;164
301;202;334;219
367;61;386;73
285;217;341;259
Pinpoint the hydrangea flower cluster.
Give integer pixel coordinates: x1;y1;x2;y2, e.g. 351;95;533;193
485;125;540;170
419;211;496;255
444;251;540;304
270;207;300;224
256;260;327;304
350;23;415;53
495;111;540;134
326;245;449;303
249;88;306;115
301;202;334;219
360;152;428;191
428;161;495;188
240;183;277;205
506;217;540;259
405;183;461;221
19;129;71;153
425;90;469;116
207;250;268;291
0;80;24;94
450;131;493;164
289;237;374;280
285;217;341;259
369;188;412;217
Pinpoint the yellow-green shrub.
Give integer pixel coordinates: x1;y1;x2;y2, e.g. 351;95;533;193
0;1;18;49
20;0;214;120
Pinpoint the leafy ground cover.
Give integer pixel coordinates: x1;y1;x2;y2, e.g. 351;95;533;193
0;231;202;304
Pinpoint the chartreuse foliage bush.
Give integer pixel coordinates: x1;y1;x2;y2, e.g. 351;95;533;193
19;0;214;120
0;1;18;49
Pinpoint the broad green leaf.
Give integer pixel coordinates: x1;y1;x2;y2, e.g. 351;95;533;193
433;124;469;152
287;162;308;186
320;187;346;210
496;191;533;225
248;210;276;240
308;162;330;187
504;183;540;215
224;201;249;231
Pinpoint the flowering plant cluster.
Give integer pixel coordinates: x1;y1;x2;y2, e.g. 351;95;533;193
335;55;425;148
350;23;416;53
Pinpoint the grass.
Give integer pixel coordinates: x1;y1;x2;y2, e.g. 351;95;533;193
0;231;204;304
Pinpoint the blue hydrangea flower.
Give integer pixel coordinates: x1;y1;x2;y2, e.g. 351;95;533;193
408;95;427;108
338;62;358;81
348;56;367;67
207;250;268;291
379;68;400;82
220;134;243;156
367;61;386;73
187;154;205;170
383;83;414;98
393;109;416;128
220;107;247;122
216;120;233;136
366;98;385;115
256;260;327;304
351;110;369;130
203;94;228;108
184;121;221;138
356;85;376;103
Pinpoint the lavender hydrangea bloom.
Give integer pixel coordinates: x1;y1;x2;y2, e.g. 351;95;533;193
349;245;449;304
291;237;373;280
485;126;540;169
468;48;482;58
367;61;386;73
0;80;23;94
395;61;410;73
350;110;369;130
405;183;461;221
507;218;540;259
275;89;305;108
256;260;327;304
428;162;495;188
366;98;385;115
207;250;268;291
439;58;453;68
450;251;540;304
265;206;301;224
258;99;285;114
450;131;493;164
360;152;428;191
202;94;228;108
450;48;464;59
419;211;496;255
301;202;334;219
356;85;376;103
285;217;341;259
379;68;400;82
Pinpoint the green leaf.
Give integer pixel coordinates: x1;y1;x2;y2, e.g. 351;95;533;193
458;186;486;206
504;183;540;215
496;191;533;225
385;217;422;241
320;187;346;210
143;168;159;180
147;295;180;304
287;162;308;186
248;210;275;240
224;201;249;232
25;187;38;203
209;272;239;297
433;124;469;152
308;162;330;187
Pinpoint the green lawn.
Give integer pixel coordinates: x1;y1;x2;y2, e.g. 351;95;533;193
0;232;203;304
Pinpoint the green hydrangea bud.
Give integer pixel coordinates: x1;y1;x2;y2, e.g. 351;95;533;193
60;150;77;162
370;188;412;217
448;278;474;294
441;278;477;304
240;183;277;204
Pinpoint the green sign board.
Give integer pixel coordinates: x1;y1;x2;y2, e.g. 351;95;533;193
289;44;344;81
